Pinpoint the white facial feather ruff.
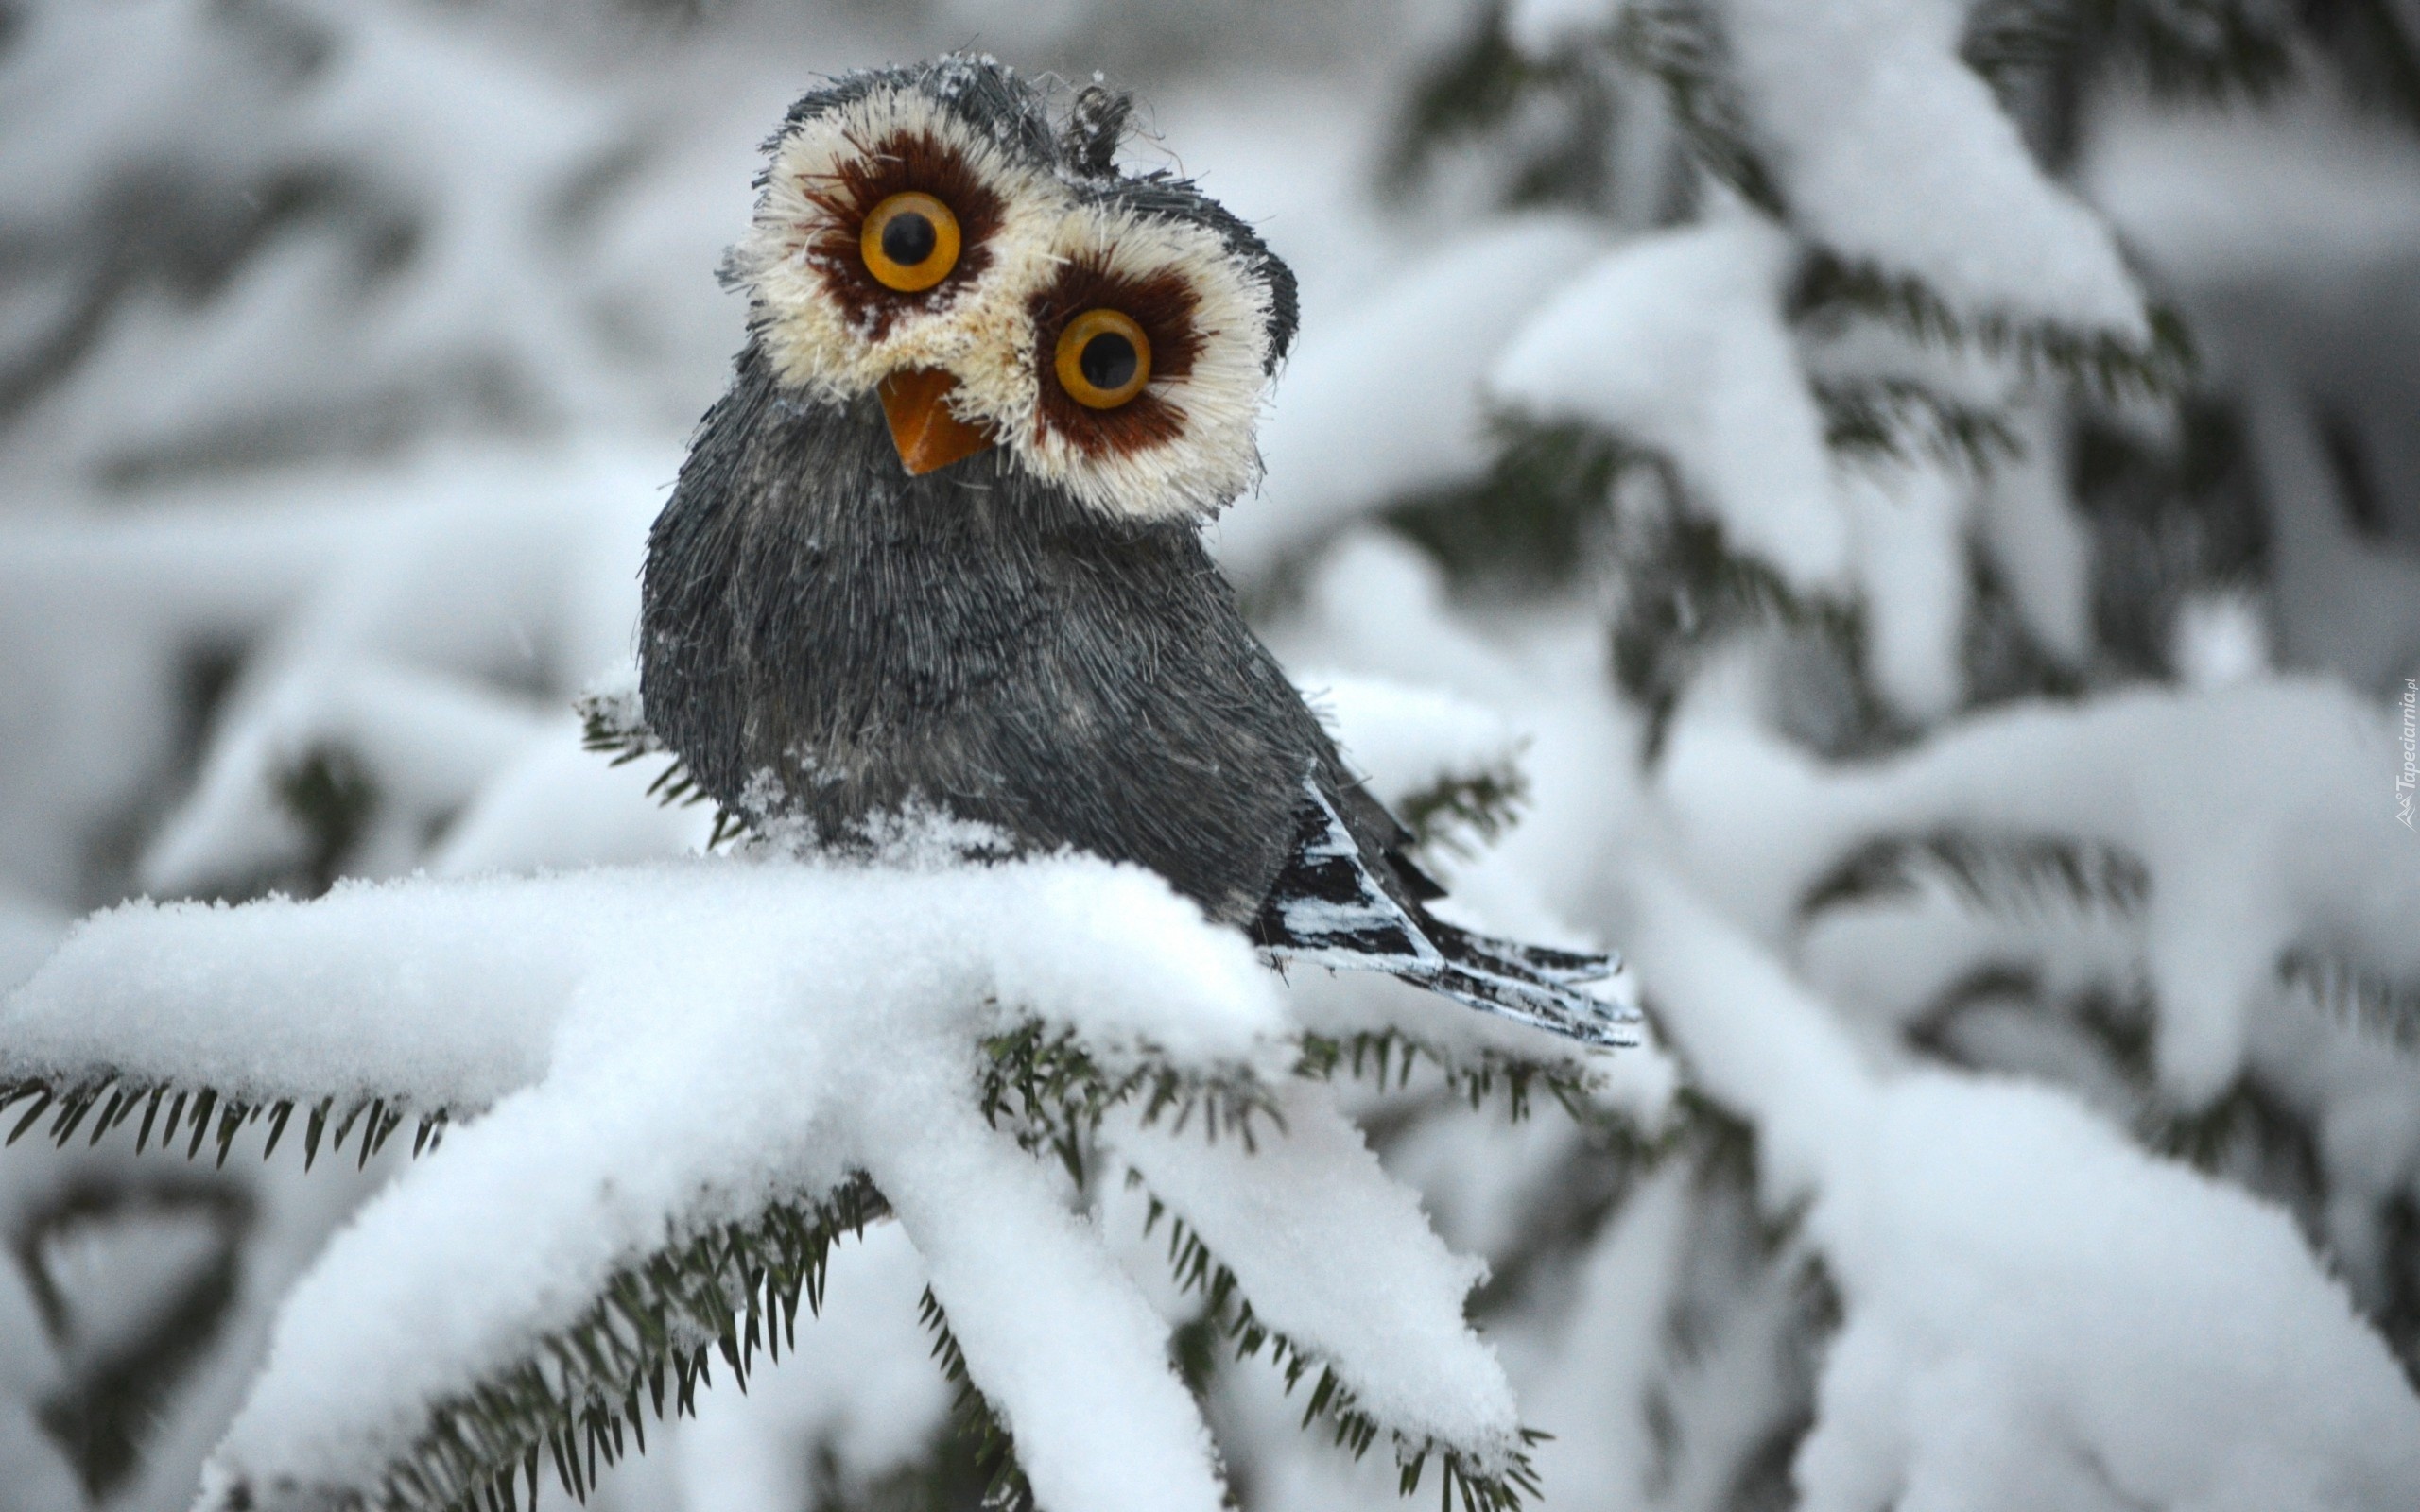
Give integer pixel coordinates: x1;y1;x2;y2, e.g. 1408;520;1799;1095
726;83;1278;523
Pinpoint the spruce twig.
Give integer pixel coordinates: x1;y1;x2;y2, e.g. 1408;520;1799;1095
1133;1181;1550;1512
1293;1029;1601;1125
0;1076;445;1169
329;1176;890;1512
1799;831;2151;920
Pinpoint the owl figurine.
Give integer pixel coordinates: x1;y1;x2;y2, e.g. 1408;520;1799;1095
639;57;1627;1046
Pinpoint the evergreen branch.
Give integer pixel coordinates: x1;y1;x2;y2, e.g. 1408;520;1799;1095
975;1019;1279;1189
1799;831;2151;920
0;1075;444;1171
1812;377;2026;473
1395;760;1531;862
1610;512;1853;744
2147;1073;2315;1178
337;1175;890;1512
2279;950;2420;1057
1386;420;1632;590
1789;251;2195;402
275;744;380;896
1614;0;1789;215
1293;1029;1600;1125
1385;9;1621;211
1965;0;2298;104
915;1287;1036;1512
1133;1183;1549;1512
573;686;719;819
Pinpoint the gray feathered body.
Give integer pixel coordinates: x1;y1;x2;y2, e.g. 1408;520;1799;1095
642;344;1410;926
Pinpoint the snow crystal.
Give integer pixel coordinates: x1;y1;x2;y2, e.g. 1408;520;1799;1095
1488;218;1850;593
1717;0;2146;335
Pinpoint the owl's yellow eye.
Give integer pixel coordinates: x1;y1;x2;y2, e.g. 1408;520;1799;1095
860;192;961;292
1054;309;1152;409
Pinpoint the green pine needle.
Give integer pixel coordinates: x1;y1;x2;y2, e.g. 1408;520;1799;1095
346;1176;889;1512
975;1019;1279;1188
0;1076;443;1170
1133;1183;1549;1512
1799;831;2152;920
1293;1029;1602;1125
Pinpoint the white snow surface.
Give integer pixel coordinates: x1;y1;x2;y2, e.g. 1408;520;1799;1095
8;852;1282;1123
1504;0;1626;58
1717;0;2146;335
1488;218;1851;593
1974;406;2093;666
1111;1081;1520;1469
1299;672;1523;811
1658;676;2420;1106
1840;454;1973;721
4;841;1568;1512
2086;95;2420;291
672;1224;949;1512
160;848;1283;1509
1622;870;2420;1512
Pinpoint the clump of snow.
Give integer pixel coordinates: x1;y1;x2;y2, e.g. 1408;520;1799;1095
1840;454;1973;722
173;847;1282;1509
429;718;711;878
2170;592;2274;691
138;447;671;896
1975;406;2092;666
1297;673;1522;813
1504;0;1626;57
672;1223;949;1512
2;839;1581;1512
1111;1081;1521;1470
7;850;1285;1126
858;1056;1227;1512
1621;871;2420;1512
1488;217;1851;594
1717;0;2147;335
2085;95;2420;292
1658;677;2420;1105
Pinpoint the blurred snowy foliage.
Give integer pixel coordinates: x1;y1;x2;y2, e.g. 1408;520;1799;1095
3;0;2420;1510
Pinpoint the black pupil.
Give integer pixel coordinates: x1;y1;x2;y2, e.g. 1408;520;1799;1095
1079;331;1138;394
881;211;938;267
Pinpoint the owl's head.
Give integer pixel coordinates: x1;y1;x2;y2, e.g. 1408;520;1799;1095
725;57;1300;523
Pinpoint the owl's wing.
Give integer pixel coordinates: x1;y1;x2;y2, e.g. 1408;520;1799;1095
1248;777;1634;1049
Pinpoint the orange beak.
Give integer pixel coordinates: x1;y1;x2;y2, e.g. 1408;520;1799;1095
878;368;996;475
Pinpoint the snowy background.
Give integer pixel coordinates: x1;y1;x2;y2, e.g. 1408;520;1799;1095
5;1;2420;1510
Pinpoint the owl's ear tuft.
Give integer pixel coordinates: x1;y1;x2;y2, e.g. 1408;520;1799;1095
1061;84;1133;180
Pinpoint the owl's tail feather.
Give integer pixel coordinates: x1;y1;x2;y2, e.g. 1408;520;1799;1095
1251;784;1634;1050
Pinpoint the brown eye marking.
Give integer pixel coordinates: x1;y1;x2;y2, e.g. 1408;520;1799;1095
1029;254;1201;457
799;129;1004;335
